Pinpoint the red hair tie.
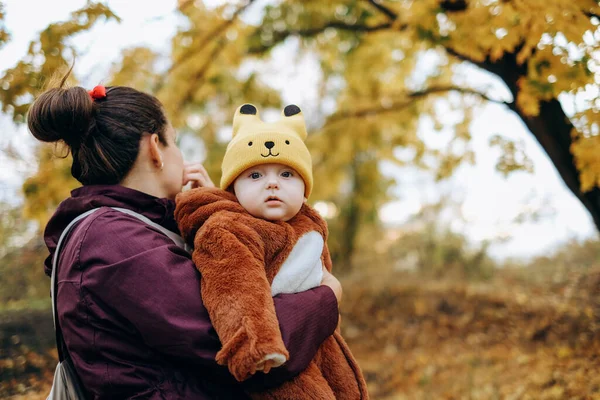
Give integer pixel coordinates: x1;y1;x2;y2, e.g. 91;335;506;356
88;85;107;100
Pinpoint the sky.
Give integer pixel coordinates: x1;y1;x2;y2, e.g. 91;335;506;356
0;0;597;260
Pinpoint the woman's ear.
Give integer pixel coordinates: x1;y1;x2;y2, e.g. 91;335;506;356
148;133;164;170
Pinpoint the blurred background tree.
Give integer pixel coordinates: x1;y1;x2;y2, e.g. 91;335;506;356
247;0;600;266
1;0;599;278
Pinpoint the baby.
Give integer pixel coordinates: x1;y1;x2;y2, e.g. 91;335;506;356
175;104;368;399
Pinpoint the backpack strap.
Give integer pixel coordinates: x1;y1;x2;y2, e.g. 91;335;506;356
110;207;187;250
51;206;188;360
51;208;100;334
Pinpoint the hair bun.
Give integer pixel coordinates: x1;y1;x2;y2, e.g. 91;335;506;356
27;86;94;148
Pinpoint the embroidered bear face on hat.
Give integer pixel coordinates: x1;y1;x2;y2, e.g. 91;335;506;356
220;104;313;197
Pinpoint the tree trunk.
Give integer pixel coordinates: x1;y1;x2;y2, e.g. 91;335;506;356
335;157;361;273
514;99;600;231
474;51;600;231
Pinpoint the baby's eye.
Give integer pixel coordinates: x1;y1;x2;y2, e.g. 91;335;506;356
281;171;293;178
250;172;261;179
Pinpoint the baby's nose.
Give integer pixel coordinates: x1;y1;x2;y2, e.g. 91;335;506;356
265;141;274;149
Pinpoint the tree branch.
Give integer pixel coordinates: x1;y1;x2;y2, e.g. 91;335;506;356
248;21;392;54
365;0;397;20
170;37;228;113
153;0;254;92
297;21;393;34
327;86;511;123
440;0;468;12
584;11;600;20
414;86;508;103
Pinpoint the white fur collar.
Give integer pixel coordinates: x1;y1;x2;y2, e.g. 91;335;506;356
271;231;324;296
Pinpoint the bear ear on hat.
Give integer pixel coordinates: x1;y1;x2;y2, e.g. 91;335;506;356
240;104;257;115
281;104;307;140
233;103;261;138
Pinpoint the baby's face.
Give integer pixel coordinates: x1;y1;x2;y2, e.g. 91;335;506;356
233;163;305;222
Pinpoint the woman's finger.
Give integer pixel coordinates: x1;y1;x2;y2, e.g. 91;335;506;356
182;163;215;188
184;162;210;177
320;266;342;303
195;164;214;187
183;172;211;189
184;163;203;173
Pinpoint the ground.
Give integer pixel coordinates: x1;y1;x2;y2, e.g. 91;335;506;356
2;268;600;399
341;269;600;399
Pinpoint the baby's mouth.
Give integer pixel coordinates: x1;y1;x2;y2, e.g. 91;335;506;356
265;196;282;203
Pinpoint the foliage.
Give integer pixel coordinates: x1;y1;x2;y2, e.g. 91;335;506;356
0;309;55;399
0;202;26;259
1;0;600;270
0;1;118;225
489;134;534;176
387;223;496;280
0;2;119;122
21;146;79;227
0;201;47;304
249;1;482;267
250;0;600;230
340;268;600;399
502;237;600;287
100;1;283;193
0;2;9;49
372;200;496;280
572;133;600;192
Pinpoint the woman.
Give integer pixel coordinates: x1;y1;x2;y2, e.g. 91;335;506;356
28;80;342;399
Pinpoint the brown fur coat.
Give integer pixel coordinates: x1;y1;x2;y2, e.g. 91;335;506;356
175;187;368;399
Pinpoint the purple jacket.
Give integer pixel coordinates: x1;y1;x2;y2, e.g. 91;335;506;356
43;185;339;399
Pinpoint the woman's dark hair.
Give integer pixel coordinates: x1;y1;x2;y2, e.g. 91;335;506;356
27;72;168;185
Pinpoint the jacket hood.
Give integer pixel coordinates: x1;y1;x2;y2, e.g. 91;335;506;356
174;187;328;248
174;187;246;245
43;184;177;276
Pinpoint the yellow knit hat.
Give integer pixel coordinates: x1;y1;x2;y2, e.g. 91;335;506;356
220;104;313;197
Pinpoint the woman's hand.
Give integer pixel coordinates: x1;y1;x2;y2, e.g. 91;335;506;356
182;162;215;189
320;266;342;304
